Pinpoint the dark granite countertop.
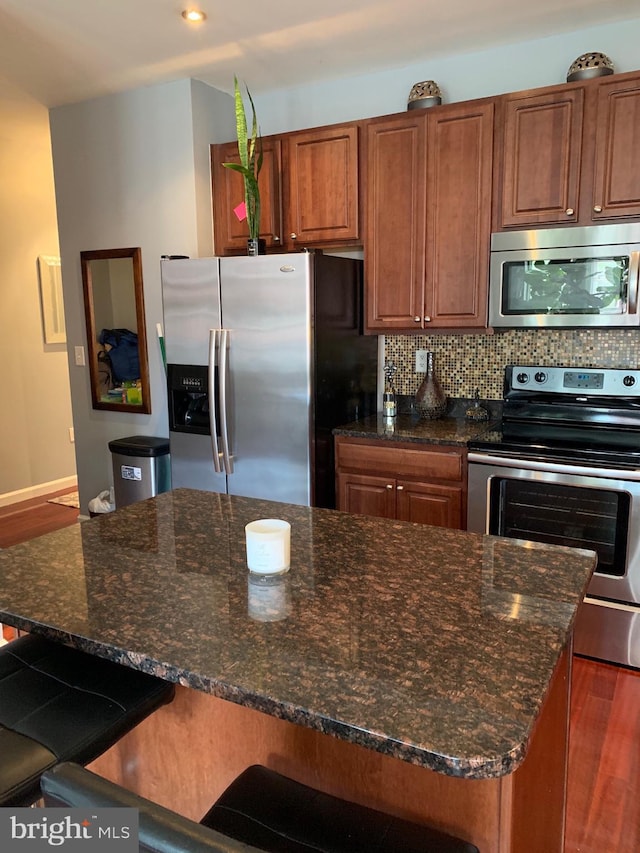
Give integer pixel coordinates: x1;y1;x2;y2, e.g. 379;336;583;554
333;413;497;446
0;489;595;780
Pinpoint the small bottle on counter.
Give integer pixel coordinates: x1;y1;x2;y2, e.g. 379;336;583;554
383;391;397;418
383;362;397;419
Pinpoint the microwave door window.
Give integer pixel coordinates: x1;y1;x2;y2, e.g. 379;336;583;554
502;255;629;316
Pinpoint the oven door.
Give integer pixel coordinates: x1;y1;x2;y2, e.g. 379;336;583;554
468;453;640;597
468;453;640;667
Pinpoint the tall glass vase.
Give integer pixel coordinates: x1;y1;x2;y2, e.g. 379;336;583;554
415;351;447;420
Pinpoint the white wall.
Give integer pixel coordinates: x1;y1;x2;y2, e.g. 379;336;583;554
50;79;234;512
254;17;640;133
0;77;76;503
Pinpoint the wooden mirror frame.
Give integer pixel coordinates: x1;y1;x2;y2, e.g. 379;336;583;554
80;247;151;413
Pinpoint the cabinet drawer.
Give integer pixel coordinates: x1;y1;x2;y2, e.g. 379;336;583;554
335;438;464;482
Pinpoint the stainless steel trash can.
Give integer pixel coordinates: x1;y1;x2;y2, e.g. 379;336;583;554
108;436;170;509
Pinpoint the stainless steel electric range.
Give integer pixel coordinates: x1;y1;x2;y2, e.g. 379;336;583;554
467;364;640;670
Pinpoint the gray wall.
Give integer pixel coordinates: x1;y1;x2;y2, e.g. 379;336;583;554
50;78;234;513
254;17;640;133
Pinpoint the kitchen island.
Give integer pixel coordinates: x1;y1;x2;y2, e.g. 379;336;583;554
0;488;595;852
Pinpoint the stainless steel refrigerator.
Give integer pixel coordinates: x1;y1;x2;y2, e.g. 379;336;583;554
161;252;379;508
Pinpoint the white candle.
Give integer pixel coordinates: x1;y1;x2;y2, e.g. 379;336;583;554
245;519;291;575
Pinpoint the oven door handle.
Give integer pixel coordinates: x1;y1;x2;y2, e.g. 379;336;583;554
467;451;640;482
630;251;640;315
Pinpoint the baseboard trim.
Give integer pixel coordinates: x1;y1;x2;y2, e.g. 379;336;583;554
0;476;78;509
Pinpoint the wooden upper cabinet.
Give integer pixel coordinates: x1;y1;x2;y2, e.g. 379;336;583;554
495;70;640;229
497;87;584;228
425;101;493;328
285;124;359;248
211;138;283;252
592;74;640;220
212;122;360;255
364;101;493;333
364;112;427;331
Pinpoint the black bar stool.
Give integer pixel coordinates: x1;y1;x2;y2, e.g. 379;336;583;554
204;765;479;853
41;762;479;852
0;633;174;807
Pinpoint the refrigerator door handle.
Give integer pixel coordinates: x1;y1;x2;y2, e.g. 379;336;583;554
208;329;223;473
219;328;234;474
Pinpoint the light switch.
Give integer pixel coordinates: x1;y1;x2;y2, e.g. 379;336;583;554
415;349;428;372
74;346;85;366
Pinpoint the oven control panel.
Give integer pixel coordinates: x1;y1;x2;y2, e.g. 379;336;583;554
508;365;640;396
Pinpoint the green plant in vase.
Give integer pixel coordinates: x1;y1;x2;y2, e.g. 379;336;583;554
223;77;263;254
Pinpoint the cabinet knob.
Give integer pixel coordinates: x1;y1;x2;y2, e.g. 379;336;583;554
593;205;603;213
386;484;393;490
273;235;280;242
424;316;431;322
396;485;404;491
290;232;298;240
413;316;421;323
565;208;574;216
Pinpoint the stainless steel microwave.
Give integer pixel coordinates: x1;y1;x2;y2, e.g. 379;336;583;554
489;223;640;328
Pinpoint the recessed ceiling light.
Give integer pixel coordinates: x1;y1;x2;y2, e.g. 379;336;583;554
182;9;206;23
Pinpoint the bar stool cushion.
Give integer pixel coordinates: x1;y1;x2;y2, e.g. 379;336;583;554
0;633;174;807
41;762;265;853
203;764;480;853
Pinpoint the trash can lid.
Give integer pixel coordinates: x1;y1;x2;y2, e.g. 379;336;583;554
108;435;170;457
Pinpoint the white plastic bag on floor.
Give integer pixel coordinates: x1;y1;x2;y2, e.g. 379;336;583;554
88;489;115;516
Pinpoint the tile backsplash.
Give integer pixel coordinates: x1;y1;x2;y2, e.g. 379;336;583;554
384;329;640;400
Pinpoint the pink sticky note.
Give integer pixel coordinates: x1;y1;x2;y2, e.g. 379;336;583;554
233;201;247;222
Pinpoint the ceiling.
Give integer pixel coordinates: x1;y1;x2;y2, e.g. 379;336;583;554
0;0;638;108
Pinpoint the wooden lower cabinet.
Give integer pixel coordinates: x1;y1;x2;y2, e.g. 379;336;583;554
335;436;466;529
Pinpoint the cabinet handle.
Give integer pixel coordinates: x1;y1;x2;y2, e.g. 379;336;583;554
396;485;404;491
593;205;603;213
413;316;421;323
273;235;280;242
424;316;431;322
386;484;393;490
290;232;297;240
565;208;574;216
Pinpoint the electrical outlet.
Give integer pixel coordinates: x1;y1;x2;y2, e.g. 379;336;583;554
74;346;85;366
415;349;428;373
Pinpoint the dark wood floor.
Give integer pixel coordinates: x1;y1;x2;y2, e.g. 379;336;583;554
0;490;638;851
0;487;79;548
565;656;640;853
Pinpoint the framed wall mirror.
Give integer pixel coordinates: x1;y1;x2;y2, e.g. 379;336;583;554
80;247;151;413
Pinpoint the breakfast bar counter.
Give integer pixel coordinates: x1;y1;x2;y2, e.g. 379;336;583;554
0;488;596;851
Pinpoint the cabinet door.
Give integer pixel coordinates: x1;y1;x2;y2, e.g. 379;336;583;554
285;125;359;248
592;74;640;220
498;88;584;227
425;102;493;329
211;139;283;254
336;472;396;520
396;481;463;529
364;114;426;332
